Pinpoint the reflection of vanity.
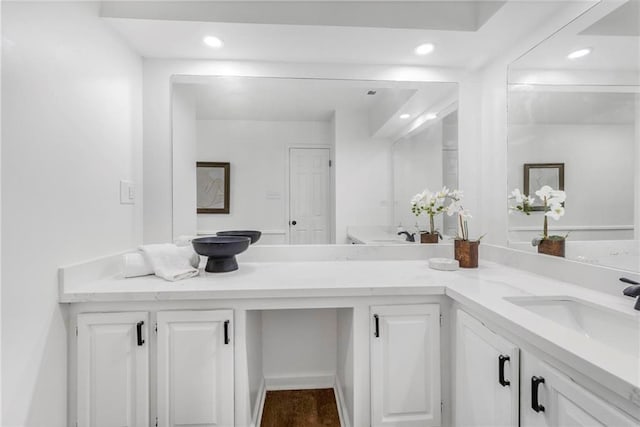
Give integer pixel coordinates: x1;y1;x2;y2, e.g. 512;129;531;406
172;77;458;246
507;0;640;273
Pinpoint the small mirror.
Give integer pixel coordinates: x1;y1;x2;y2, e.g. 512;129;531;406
172;76;458;245
507;0;640;271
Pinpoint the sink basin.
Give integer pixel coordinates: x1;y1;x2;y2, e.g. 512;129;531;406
371;239;407;244
192;236;251;273
505;296;640;357
216;230;262;244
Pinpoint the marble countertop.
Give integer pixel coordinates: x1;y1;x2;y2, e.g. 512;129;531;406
59;256;640;411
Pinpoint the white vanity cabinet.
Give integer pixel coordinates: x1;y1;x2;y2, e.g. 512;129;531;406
370;304;441;427
521;353;638;427
156;310;234;427
454;310;519;427
76;312;149;427
74;309;234;427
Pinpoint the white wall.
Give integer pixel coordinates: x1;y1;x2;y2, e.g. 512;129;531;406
195;119;332;243
172;85;198;238
393;122;443;234
1;3;142;426
261;309;337;380
508;124;635;241
334;109;393;243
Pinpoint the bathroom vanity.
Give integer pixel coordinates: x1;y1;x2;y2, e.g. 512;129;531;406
60;246;640;427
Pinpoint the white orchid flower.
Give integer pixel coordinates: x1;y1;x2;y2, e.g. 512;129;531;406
549;190;566;204
436;186;450;199
411;193;424;205
525;195;536;205
450;189;463;200
446;200;461;216
535;185;553;201
545;204;565;220
510;188;524;203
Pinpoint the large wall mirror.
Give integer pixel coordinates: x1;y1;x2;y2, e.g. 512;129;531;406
507;0;639;271
172;76;458;245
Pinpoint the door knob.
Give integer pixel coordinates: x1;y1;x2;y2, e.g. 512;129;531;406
290;220;297;226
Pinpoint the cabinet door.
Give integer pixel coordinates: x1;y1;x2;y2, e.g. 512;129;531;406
77;312;149;427
522;361;638;427
454;310;519;427
157;310;234;427
371;304;441;427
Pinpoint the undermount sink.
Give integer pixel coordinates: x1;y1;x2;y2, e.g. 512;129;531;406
504;296;640;358
370;239;408;244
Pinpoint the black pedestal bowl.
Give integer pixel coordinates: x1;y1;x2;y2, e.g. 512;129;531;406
192;236;251;273
216;230;262;244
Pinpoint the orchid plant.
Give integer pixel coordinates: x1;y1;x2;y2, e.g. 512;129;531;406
411;187;462;236
509;186;566;240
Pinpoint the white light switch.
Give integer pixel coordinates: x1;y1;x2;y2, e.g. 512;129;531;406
120;180;135;205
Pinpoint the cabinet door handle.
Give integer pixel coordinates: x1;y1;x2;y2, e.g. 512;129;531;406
224;320;230;345
498;355;510;387
373;314;380;338
136;321;145;346
531;376;545;413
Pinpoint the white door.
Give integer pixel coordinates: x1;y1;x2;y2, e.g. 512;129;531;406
289;147;331;244
454;310;519;427
77;312;149;427
157;310;234;427
371;304;441;427
522;359;638;427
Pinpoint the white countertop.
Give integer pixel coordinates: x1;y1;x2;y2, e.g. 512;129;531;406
59;256;640;411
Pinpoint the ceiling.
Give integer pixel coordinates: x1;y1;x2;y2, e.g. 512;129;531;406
176;76;457;138
101;1;575;69
511;0;640;72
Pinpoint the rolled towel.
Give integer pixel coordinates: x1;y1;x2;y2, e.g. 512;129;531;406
123;249;200;278
139;243;200;281
122;253;154;278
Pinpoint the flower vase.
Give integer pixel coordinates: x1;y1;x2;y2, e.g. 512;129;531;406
537;238;565;258
454;239;479;268
420;232;439;244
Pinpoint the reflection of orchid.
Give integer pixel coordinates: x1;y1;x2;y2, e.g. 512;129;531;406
510;186;566;239
411;186;459;235
509;188;535;214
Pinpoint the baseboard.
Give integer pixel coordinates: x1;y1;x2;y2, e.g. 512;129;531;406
334;376;352;427
264;374;336;390
252;378;266;427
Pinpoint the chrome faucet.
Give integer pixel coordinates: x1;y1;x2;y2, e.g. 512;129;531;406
620;277;640;310
397;231;416;242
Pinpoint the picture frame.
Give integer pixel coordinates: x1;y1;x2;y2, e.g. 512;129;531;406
196;162;230;214
524;163;564;211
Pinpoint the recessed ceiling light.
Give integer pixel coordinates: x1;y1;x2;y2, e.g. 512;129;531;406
400;114;411;119
203;36;224;49
414;43;435;56
424;113;438;120
567;48;592;60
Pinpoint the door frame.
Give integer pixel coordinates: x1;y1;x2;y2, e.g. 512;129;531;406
285;145;335;244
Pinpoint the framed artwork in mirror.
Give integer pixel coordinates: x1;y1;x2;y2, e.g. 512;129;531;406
196;162;230;214
524;163;564;211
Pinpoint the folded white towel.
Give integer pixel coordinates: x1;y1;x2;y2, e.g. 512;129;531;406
139;244;200;281
123;253;154;278
123;249;200;278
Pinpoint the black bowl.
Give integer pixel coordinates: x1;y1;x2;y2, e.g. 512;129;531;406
192;236;251;273
216;230;262;244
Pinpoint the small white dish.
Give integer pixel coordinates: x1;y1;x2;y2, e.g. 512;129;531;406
429;257;459;271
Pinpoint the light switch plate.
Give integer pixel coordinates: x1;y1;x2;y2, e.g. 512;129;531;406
120;180;135;205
